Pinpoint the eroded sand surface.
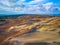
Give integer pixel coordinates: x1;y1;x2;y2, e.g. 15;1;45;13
0;15;60;45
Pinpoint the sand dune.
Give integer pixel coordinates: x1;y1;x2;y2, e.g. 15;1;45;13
0;15;60;45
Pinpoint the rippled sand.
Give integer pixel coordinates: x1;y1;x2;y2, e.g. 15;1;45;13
0;15;60;45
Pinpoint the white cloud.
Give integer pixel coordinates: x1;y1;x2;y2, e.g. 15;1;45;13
0;0;44;12
28;0;44;4
43;2;53;11
0;0;25;12
0;0;26;7
0;0;60;14
0;0;14;6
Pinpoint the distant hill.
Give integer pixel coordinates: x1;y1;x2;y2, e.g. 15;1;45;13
0;14;54;19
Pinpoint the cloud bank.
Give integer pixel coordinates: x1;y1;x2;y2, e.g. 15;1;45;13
0;0;60;14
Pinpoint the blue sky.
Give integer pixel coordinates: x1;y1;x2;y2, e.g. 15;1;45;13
0;0;60;15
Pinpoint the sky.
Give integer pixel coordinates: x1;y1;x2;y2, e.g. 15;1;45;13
0;0;60;15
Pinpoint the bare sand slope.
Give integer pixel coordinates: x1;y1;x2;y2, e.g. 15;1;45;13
0;15;60;45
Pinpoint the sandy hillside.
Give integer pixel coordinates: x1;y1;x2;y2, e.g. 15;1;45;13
0;15;60;45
